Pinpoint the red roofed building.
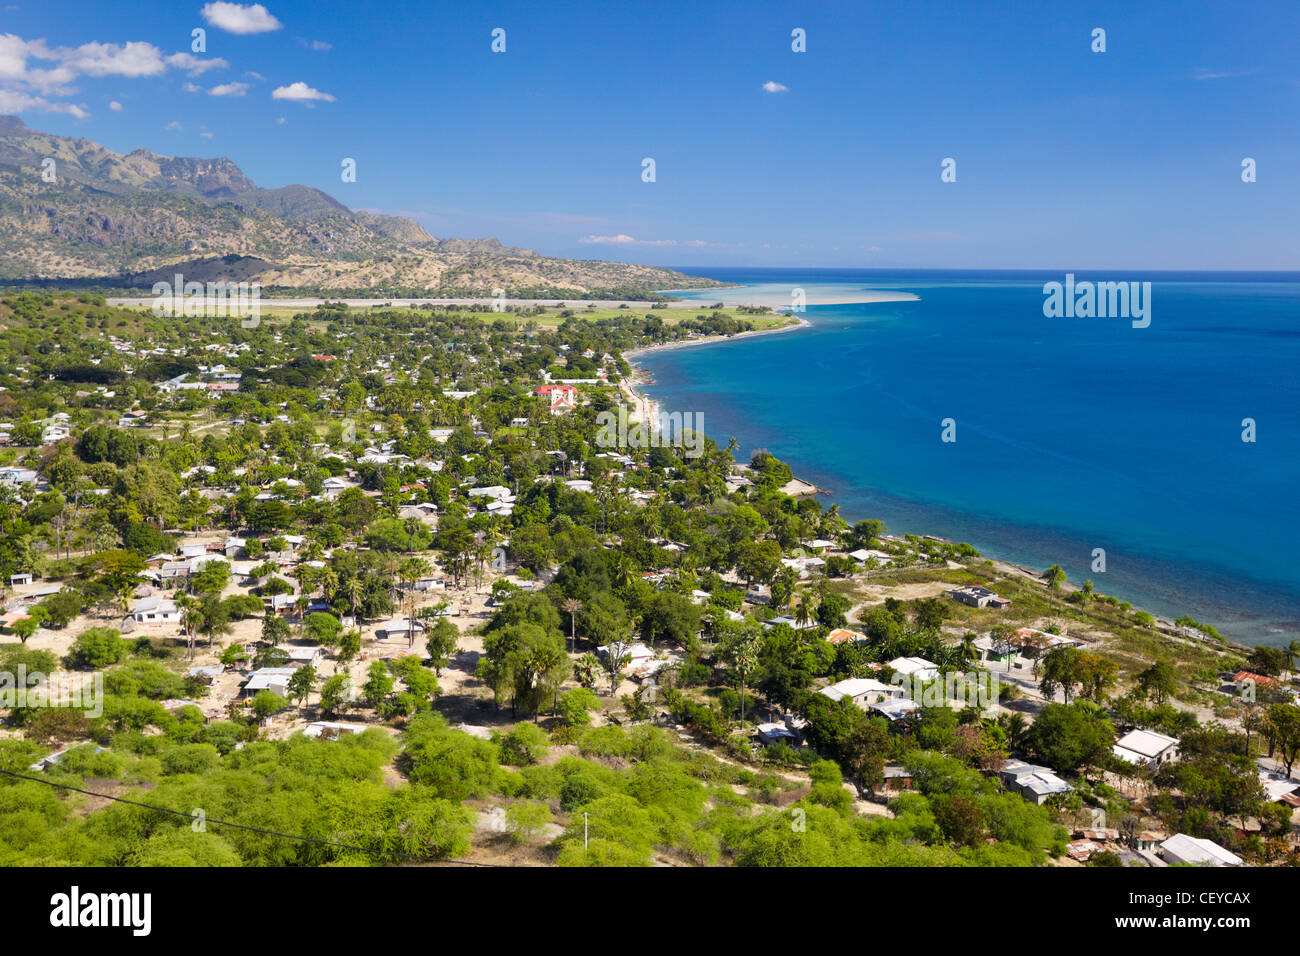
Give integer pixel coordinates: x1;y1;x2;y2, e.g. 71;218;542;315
536;384;577;413
1231;670;1280;690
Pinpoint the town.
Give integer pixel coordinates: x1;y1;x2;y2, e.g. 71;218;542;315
0;291;1296;868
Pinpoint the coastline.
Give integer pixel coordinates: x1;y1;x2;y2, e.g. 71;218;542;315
620;313;825;490
623;314;811;361
615;308;1257;647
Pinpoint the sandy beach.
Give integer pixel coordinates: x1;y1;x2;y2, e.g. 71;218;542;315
108;295;737;311
658;287;920;309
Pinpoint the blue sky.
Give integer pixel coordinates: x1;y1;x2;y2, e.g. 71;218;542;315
2;0;1298;270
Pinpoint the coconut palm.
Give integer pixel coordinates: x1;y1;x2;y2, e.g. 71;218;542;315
1041;564;1067;628
563;598;582;654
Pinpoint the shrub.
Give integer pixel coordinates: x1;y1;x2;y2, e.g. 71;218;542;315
65;628;129;669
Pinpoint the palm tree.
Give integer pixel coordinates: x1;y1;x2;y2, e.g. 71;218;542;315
959;632;977;667
176;593;201;661
563;598;582;654
1041;564;1066;628
793;593;816;629
339;576;362;621
998;712;1028;754
404;517;423;553
398;557;431;648
722;623;762;728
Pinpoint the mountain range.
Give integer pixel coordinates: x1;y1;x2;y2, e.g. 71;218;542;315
0;116;721;296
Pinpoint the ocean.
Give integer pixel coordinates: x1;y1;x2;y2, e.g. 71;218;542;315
637;268;1300;646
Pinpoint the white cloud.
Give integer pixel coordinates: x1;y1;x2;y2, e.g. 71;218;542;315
208;81;249;96
164;120;182;131
761;80;789;93
272;81;335;103
182;82;201;93
244;70;265;81
62;41;167;79
275;116;286;124
579;234;687;247
1192;67;1257;81
165;52;228;76
200;2;282;35
108;99;122;111
200;131;214;138
0;33;228;119
0;88;88;118
297;38;331;51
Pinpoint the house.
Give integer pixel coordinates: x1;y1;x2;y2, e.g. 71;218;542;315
755;722;801;747
268;593;300;615
800;539;836;554
466;485;513;502
948;586;1011;609
131;596;180;624
8;572;33;586
379;619;425;639
29;744;107;771
1231;670;1280;692
819;677;904;709
888;656;940;682
1113;729;1180;771
870;697;919;723
998;760;1073;805
1158;833;1242;867
41;423;71;444
596;641;655;667
762;616;819;631
848;548;894;566
242;668;297;697
304;722;368;740
973;633;1017;664
284;645;324;667
14;584;65;607
1259;771;1300;807
413;577;445;592
157;561;190;582
882;766;915;793
187;664;224;683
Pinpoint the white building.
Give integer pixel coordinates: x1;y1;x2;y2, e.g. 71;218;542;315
888;656;940;682
131;596;180;624
1113;729;1180;771
1159;833;1242;867
819;677;904;709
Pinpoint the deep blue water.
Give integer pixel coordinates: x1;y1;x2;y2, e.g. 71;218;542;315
640;268;1300;646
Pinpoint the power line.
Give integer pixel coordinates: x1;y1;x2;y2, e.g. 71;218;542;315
0;767;502;867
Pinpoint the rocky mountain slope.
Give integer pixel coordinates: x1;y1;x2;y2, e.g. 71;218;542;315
0;116;722;296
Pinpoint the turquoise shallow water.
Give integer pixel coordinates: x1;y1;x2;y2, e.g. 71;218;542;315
641;268;1300;646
